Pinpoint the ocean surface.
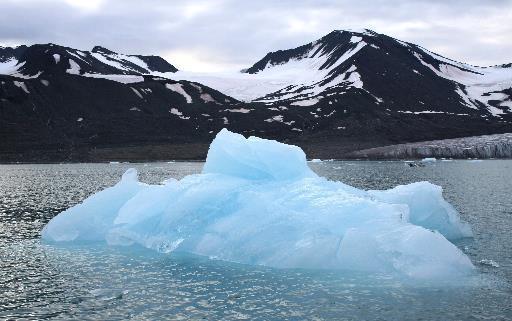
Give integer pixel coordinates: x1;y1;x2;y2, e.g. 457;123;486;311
0;160;510;320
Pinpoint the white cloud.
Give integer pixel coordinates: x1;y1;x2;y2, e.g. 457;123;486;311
0;0;510;70
64;0;104;11
163;48;245;72
182;2;216;19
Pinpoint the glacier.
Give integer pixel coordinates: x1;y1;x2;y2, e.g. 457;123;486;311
42;129;474;279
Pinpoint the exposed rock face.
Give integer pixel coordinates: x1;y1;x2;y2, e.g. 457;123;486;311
1;29;511;162
351;133;512;159
242;29;512;120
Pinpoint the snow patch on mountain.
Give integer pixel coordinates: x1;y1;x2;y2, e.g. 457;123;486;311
0;59;19;74
487;106;505;117
225;108;252;113
170;108;190;120
131;87;143;99
66;50;89;64
291;98;320;106
350;36;363;44
166;83;192;103
91;52;128;72
0;60;41;79
413;50;512;116
251;40;367;103
162;71;290;102
500;100;512;111
82;74;144;84
13;81;29;93
162;31;368;104
66;59;81;75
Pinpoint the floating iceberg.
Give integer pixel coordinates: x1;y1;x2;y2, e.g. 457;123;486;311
42;129;474;279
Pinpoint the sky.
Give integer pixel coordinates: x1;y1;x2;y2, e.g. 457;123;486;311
0;0;511;72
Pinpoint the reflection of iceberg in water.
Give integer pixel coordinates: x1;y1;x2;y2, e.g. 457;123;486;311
42;129;474;279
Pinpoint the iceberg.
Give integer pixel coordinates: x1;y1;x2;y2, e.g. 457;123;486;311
42;129;474;279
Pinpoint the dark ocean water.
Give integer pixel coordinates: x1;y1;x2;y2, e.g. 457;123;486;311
0;160;510;320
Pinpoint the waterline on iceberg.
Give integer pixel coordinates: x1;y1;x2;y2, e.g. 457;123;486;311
42;129;474;279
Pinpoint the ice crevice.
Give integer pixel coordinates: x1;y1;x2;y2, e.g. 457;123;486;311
42;129;474;279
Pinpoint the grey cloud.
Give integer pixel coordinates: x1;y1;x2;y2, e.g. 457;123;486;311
0;0;510;70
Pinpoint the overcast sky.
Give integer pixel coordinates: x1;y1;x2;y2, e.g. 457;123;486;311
0;0;510;72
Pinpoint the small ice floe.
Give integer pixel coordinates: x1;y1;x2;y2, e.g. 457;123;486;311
421;157;437;163
479;259;499;268
89;288;126;301
309;159;322;163
109;161;120;164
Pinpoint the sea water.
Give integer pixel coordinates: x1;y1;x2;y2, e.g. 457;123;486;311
0;160;510;320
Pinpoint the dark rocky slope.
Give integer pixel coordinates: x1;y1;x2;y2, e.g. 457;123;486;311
1;31;511;162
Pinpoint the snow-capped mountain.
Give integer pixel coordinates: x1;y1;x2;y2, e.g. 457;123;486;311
239;29;512;118
167;29;511;120
0;32;511;162
0;43;177;80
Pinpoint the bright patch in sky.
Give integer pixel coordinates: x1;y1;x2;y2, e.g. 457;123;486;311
163;49;244;73
0;0;510;69
182;2;214;19
64;0;103;11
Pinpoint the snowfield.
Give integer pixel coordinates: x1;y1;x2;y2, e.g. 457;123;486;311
413;49;512;115
1;29;510;117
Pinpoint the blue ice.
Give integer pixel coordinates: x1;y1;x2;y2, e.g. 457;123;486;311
42;129;474;279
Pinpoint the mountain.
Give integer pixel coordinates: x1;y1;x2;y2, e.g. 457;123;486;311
241;29;512;118
0;43;177;78
0;44;256;162
0;31;511;162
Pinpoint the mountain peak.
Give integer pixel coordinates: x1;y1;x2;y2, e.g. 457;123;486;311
314;29;379;41
91;46;116;55
335;28;377;35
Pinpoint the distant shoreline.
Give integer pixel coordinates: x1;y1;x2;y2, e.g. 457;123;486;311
349;133;512;160
1;133;511;164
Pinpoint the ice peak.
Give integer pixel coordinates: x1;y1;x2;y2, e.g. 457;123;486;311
121;168;138;183
202;129;316;181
